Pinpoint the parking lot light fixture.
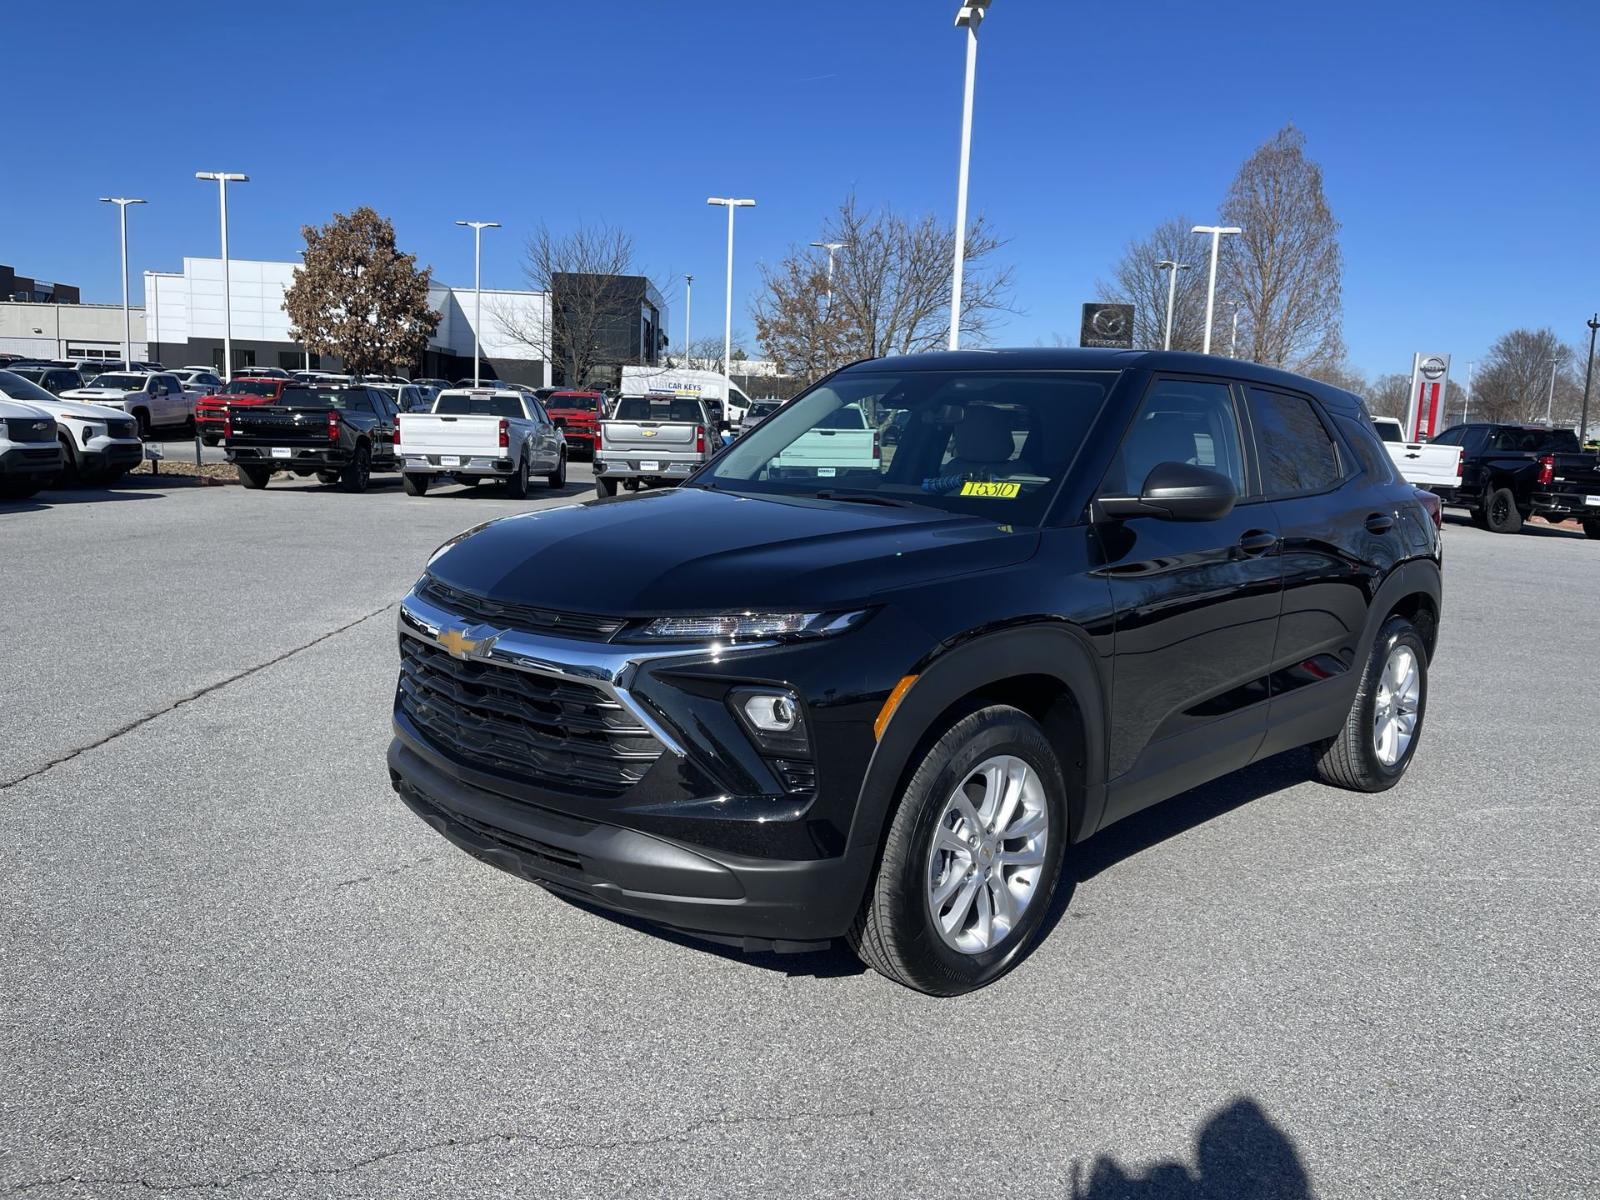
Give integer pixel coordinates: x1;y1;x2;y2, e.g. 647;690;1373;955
1191;224;1241;355
949;0;992;351
1154;260;1189;351
707;198;755;387
99;198;146;369
195;173;249;379
455;221;500;387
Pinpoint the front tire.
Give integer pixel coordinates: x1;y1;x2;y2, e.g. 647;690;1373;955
546;450;567;489
56;436;81;487
1484;486;1522;533
1312;615;1428;792
848;705;1068;996
237;464;271;489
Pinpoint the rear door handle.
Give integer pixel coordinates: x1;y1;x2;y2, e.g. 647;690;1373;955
1237;530;1279;555
1365;513;1395;534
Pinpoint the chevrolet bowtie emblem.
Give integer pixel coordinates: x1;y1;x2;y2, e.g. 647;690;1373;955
641;428;658;436
437;623;502;660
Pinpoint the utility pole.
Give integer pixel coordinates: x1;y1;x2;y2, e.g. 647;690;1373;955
683;274;692;366
1463;359;1474;424
1229;302;1241;358
454;220;500;387
1154;260;1189;351
1545;358;1559;425
1581;315;1599;445
948;1;992;350
194;173;248;378
1191;224;1241;355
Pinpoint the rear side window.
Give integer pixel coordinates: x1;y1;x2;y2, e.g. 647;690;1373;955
1246;388;1342;495
1333;413;1396;483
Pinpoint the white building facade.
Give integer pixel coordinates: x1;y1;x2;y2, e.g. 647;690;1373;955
143;258;551;384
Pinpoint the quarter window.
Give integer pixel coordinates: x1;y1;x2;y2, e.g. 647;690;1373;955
1104;378;1245;497
1246;388;1342;495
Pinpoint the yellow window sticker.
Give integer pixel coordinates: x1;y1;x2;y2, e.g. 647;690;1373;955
959;481;1021;498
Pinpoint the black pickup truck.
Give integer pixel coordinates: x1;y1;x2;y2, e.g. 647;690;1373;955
1429;422;1600;536
224;384;399;491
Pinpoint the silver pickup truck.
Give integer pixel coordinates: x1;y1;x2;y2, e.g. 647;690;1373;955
593;396;727;497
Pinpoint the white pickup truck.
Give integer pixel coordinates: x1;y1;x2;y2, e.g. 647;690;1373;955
396;387;566;497
769;404;879;478
1372;417;1463;488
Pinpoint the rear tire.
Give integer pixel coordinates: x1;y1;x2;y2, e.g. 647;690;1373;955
1483;486;1522;533
1583;520;1600;540
847;705;1068;996
546;451;566;489
597;476;619;498
1312;615;1428;792
402;472;430;496
340;443;372;493
237;464;271;489
505;454;530;499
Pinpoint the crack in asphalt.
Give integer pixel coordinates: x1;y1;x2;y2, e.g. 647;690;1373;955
0;604;397;793
4;1105;895;1194
334;854;440;889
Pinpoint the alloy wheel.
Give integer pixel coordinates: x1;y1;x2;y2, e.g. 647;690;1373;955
924;755;1049;954
1372;644;1420;767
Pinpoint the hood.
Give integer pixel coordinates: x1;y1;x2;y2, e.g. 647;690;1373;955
60;388;134;405
428;485;1039;616
26;398;136;422
0;397;53;421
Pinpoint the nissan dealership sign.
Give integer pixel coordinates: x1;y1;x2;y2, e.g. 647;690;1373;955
1405;352;1452;441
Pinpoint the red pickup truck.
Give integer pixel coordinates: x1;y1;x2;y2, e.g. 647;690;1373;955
197;378;293;445
542;390;603;457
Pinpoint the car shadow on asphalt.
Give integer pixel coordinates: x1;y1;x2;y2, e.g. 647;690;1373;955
1068;1095;1312;1199
6;487;162;509
1442;509;1586;537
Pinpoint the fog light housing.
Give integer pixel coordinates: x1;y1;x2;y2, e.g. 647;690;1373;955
730;687;810;756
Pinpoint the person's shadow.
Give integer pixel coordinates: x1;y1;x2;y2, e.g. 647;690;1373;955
1071;1097;1312;1199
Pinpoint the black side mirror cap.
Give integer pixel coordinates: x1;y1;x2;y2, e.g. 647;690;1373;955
1099;461;1238;522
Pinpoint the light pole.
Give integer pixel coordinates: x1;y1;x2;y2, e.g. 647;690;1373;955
1581;315;1599;444
1228;301;1241;358
1191;224;1241;355
195;173;248;378
99;197;146;368
706;197;755;384
1463;359;1475;424
683;274;693;366
1545;357;1559;425
454;220;500;387
810;241;847;304
1154;260;1189;351
948;1;992;351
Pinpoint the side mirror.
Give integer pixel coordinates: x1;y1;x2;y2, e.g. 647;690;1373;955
1099;461;1237;522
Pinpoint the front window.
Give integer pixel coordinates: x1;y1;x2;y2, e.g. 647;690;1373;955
88;373;145;390
696;370;1115;524
553;395;597;411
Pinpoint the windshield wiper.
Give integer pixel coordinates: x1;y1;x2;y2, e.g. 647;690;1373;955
811;490;920;508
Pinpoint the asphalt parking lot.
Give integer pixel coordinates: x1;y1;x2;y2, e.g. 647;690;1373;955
2;471;1596;1199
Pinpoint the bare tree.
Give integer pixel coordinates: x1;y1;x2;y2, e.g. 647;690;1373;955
283;207;439;374
1298;359;1368;396
1472;328;1580;424
1095;216;1211;351
753;196;1015;374
1366;373;1412;420
500;223;637;388
1219;125;1344;370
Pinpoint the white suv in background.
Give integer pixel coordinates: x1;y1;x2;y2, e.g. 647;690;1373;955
0;370;143;485
60;371;194;437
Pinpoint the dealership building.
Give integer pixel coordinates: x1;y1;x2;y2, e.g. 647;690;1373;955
140;259;667;387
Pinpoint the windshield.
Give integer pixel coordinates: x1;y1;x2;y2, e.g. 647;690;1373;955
224;380;280;398
750;402;781;418
0;370;59;405
435;394;525;418
697;370;1115;524
87;373;144;389
550;395;597;411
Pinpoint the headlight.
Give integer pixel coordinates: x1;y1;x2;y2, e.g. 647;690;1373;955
620;610;868;644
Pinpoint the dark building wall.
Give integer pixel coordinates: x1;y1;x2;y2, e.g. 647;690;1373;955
0;265;79;304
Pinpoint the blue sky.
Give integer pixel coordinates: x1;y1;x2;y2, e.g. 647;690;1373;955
6;1;1597;379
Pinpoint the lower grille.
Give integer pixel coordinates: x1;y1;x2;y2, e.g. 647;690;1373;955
396;636;660;796
5;418;56;443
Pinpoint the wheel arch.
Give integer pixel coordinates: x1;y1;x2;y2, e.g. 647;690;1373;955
846;624;1109;878
1361;557;1443;665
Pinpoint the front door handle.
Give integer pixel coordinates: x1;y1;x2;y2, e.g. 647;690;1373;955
1237;530;1279;555
1365;513;1395;534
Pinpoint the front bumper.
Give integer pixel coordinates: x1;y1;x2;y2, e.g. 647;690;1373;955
82;439;144;470
1;443;64;479
389;739;858;949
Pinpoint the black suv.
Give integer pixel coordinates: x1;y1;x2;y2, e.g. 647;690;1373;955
388;350;1442;995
